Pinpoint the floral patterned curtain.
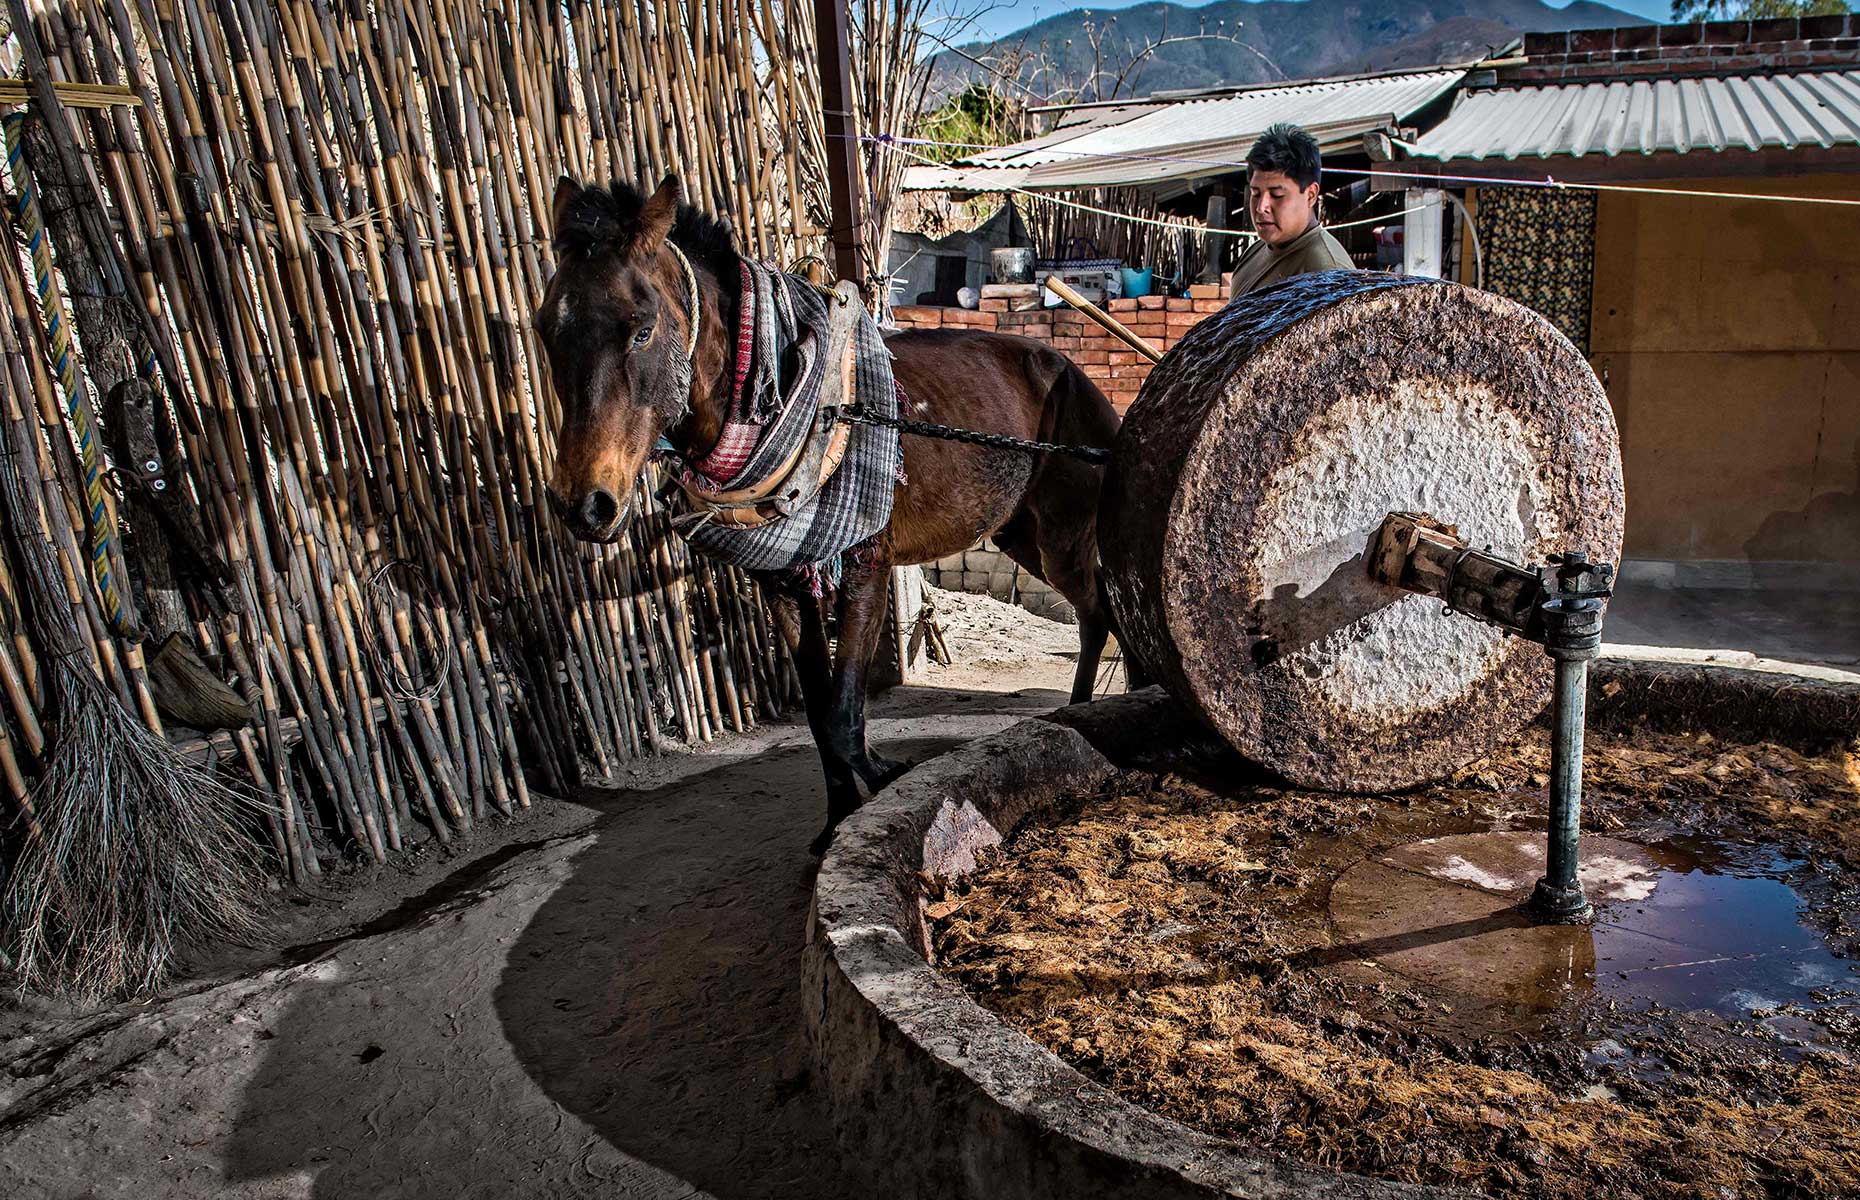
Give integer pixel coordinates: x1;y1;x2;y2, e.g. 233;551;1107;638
1476;187;1598;355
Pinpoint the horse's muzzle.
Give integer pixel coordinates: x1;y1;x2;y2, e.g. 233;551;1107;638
547;484;630;543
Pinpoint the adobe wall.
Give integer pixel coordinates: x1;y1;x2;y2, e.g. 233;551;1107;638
1587;172;1860;585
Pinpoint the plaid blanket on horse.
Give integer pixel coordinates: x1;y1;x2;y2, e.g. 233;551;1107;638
667;259;900;574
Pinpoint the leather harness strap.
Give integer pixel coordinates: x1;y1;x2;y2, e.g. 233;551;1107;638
671;276;863;532
676;422;852;530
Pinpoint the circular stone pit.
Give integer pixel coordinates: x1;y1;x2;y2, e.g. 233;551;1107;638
803;659;1860;1200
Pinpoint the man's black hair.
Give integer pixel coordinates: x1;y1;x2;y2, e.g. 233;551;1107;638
1246;123;1322;190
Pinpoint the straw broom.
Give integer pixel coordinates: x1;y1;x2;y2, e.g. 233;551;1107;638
0;236;271;1003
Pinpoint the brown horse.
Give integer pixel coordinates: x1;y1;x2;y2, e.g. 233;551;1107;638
538;175;1121;849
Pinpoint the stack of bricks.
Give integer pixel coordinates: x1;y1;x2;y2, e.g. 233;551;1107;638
890;276;1234;415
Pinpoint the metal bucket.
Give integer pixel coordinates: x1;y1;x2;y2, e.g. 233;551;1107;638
990;246;1035;284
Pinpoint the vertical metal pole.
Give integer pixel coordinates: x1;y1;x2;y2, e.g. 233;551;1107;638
812;0;864;287
1529;573;1606;924
1541;657;1589;901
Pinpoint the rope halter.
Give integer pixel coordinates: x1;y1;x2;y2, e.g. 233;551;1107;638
661;240;702;432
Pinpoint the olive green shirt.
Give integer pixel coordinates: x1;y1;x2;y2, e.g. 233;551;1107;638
1226;220;1354;298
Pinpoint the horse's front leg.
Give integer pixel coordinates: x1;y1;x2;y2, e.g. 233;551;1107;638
830;548;907;795
769;589;863;853
770;551;906;855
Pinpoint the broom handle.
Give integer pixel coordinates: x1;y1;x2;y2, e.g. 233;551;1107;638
1043;276;1163;364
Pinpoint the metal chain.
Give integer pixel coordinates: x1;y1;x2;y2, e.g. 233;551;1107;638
839;405;1111;464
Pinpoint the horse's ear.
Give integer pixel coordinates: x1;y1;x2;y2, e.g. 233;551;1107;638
636;173;682;257
552;176;582;237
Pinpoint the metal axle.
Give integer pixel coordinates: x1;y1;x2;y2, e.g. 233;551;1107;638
1367;516;1614;925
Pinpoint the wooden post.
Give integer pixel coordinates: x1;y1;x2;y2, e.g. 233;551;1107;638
812;0;863;286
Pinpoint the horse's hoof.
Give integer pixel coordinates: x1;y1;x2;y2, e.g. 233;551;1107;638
813;794;860;857
861;754;909;790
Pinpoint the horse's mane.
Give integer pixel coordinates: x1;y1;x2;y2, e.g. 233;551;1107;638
555;180;739;279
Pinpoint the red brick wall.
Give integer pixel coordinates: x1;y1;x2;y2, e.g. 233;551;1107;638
1515;15;1858;82
889;279;1232;415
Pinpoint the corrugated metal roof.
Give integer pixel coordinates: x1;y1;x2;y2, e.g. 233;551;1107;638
1022;113;1406;188
1412;70;1860;161
960;102;1169;169
898;163;1030;193
905;67;1465;192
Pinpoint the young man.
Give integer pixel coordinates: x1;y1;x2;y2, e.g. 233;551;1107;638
1226;123;1354;298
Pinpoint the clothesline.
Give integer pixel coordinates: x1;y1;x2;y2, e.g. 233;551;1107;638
878;138;1430;240
872;131;1860;209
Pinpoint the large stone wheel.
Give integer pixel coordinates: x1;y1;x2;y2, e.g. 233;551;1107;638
1100;271;1625;791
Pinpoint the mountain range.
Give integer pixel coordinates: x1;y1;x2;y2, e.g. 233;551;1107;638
935;0;1650;98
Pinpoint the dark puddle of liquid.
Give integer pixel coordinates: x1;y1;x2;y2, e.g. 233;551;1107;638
1338;819;1860;1067
1591;836;1854;1027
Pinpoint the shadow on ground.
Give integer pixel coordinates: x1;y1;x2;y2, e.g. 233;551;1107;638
218;683;1065;1199
1605;587;1860;671
486;712;1036;1197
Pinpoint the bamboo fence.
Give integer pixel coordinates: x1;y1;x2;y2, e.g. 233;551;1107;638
1019;187;1213;288
0;0;924;899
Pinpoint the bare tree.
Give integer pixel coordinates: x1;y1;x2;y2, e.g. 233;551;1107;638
1670;0;1848;19
1076;14;1286;101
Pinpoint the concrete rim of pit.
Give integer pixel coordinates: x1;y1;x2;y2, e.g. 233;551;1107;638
801;656;1860;1200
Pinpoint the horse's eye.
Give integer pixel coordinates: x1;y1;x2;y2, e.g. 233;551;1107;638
631;324;654;348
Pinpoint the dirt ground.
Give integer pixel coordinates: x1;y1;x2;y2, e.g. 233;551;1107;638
0;589;1086;1200
2;585;1854;1200
931;727;1860;1200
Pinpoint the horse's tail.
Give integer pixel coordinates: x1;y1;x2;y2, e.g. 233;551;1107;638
1016;343;1134;698
1023;344;1121;457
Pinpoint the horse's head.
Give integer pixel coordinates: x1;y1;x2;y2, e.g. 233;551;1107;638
537;174;698;542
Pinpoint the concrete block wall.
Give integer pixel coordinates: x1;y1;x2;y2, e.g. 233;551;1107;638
894;279;1235;619
924;540;1077;624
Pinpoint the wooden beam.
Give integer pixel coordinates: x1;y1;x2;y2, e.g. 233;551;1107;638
812;0;864;286
171;680;517;765
0;81;142;110
1044;277;1163;363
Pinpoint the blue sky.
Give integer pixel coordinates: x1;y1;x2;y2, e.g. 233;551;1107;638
948;0;1672;43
